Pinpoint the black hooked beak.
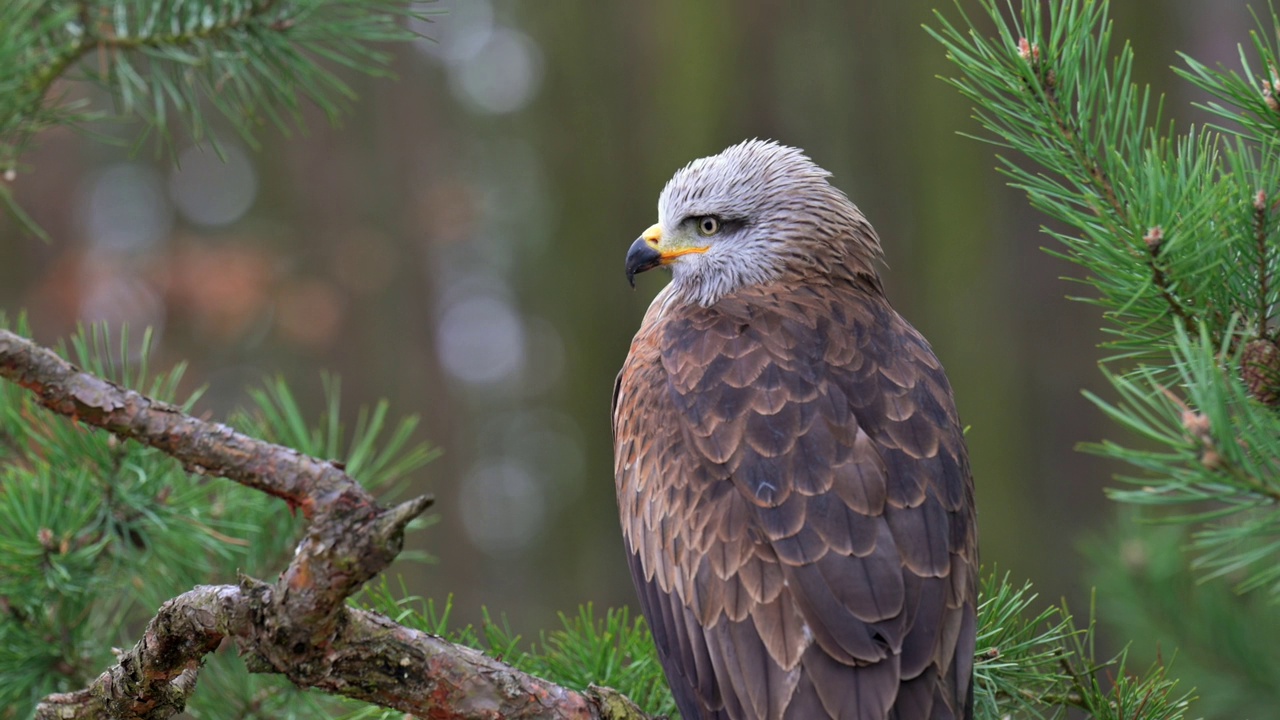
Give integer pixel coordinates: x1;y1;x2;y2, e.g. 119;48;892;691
625;236;663;288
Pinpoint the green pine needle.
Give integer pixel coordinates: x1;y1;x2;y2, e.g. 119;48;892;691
236;371;440;494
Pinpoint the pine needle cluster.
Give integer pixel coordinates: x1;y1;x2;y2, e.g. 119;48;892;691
0;0;433;236
929;0;1280;714
930;1;1280;593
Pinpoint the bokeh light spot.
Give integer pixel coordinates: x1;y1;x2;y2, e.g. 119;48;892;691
77;163;172;254
459;460;546;556
169;143;258;227
478;408;584;501
449;27;543;115
435;293;526;386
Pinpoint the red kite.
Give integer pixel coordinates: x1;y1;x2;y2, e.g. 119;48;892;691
613;140;977;719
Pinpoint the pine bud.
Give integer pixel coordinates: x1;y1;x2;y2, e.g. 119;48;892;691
1017;38;1040;63
1242;337;1280;406
1264;69;1280;112
1180;409;1212;445
1200;448;1223;470
1143;226;1164;255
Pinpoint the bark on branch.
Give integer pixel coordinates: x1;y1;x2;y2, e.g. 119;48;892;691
0;329;652;720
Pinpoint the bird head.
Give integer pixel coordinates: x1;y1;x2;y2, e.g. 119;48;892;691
626;139;882;306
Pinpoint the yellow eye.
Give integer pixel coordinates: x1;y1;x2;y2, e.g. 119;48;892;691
697;216;721;236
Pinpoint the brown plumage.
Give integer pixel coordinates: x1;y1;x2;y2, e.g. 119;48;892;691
612;140;977;720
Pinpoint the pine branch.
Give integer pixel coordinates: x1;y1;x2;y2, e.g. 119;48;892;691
11;0;426;141
33;583;627;720
0;327;652;720
23;0;277;113
927;0;1220;360
1082;327;1280;595
1;0;433;236
969;572;1193;720
932;0;1280;601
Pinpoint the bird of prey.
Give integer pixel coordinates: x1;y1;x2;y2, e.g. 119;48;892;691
612;140;977;720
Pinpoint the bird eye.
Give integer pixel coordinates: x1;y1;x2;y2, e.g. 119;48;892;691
696;216;721;237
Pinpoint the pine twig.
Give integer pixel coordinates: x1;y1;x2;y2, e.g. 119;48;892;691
1025;41;1195;334
1255;189;1274;335
25;0;284;121
0;328;649;720
1026;42;1127;221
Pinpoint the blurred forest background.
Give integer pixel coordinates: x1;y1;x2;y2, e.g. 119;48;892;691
0;0;1254;669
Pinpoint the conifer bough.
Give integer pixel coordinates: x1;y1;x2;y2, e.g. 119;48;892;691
1;0;432;236
931;0;1280;599
0;328;651;720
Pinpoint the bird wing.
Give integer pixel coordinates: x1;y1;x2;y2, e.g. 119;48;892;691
613;279;976;720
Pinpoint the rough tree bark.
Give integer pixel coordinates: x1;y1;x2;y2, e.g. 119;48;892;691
0;329;654;720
